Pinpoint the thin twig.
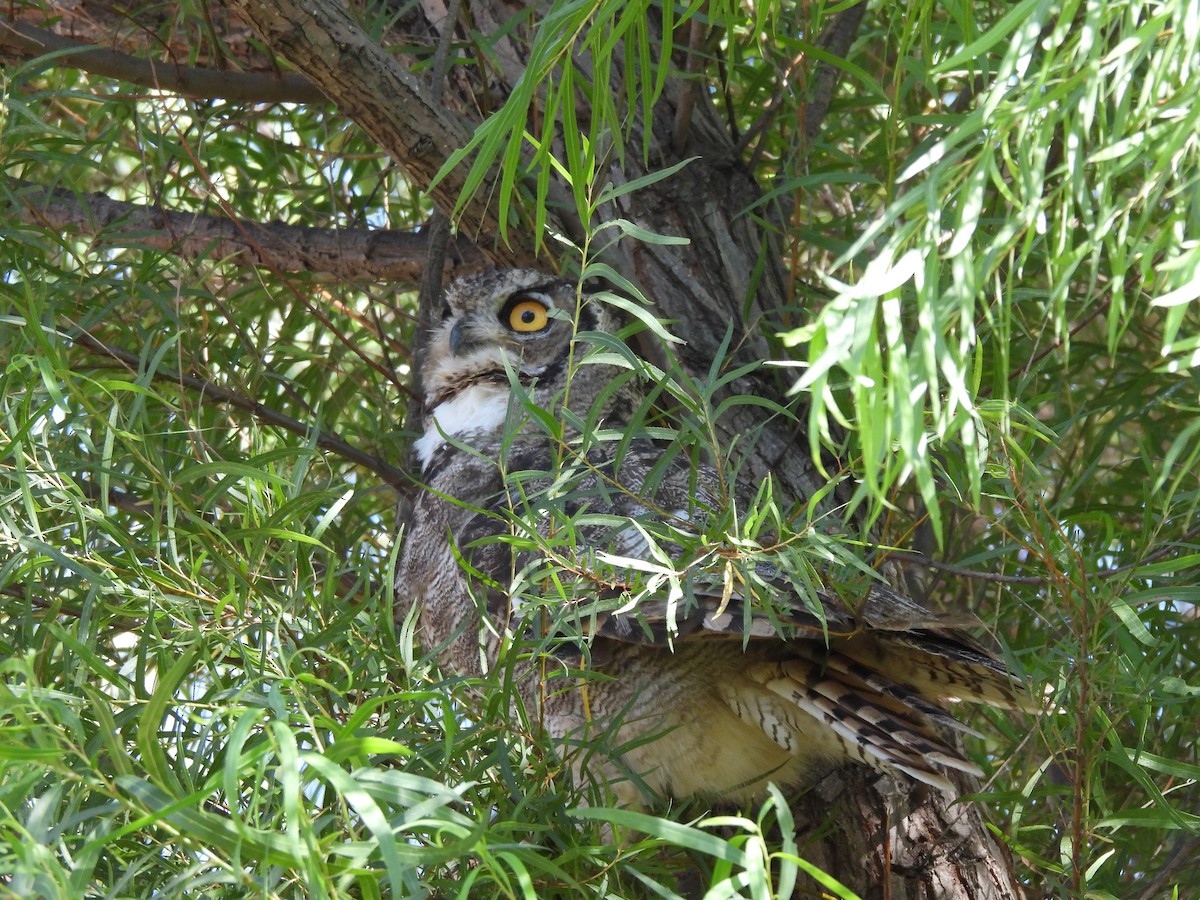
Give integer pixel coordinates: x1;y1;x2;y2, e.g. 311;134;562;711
885;550;1045;585
0;21;325;103
888;520;1200;587
2;585;90;621
1010;294;1112;388
1134;833;1200;900
76;479;157;516
72;331;412;492
736;1;866;164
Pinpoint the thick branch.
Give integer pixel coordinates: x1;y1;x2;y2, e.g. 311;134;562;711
224;0;535;262
0;21;325;103
804;2;868;144
6;178;484;284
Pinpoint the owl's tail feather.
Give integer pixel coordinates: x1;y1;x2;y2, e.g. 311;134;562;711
817;652;987;738
747;638;1020;791
841;636;1033;712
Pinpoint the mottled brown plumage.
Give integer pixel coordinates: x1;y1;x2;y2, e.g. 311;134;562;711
395;268;1024;807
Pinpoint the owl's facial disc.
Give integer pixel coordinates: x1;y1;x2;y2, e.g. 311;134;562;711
414;275;575;470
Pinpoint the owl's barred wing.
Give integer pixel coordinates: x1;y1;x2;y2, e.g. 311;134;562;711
588;579;1029;709
590;580;1022;710
587;581;1026;791
736;655;984;791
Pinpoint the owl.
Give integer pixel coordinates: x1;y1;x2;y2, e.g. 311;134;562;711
395;268;1024;808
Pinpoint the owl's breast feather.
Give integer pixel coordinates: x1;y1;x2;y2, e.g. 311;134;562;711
415;382;511;468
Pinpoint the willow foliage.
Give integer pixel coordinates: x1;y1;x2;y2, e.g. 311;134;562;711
2;0;1198;897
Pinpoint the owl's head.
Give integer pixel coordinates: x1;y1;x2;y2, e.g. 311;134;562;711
414;269;625;469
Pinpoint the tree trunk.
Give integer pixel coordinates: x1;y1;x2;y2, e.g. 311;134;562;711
791;769;1024;899
225;1;1026;896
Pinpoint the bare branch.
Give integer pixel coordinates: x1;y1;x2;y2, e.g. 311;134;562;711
803;2;867;144
886;550;1045;586
6;177;485;284
0;21;325;104
671;17;708;154
735;2;866;165
427;0;464;107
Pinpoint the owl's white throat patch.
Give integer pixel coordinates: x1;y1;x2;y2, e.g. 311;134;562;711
415;382;511;469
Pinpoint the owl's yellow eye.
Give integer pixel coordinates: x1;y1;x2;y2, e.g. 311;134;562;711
504;297;551;333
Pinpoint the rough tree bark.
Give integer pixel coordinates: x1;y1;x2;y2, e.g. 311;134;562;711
5;178;485;284
220;2;1025;896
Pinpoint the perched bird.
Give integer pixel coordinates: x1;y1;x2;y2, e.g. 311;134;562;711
395;268;1024;808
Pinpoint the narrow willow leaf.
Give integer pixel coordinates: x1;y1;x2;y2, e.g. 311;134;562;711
117;775;302;867
593;157;699;206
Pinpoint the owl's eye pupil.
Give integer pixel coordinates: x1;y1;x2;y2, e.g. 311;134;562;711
520;310;536;324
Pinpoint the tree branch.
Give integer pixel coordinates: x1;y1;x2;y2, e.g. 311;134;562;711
224;0;536;262
6;177;485;284
671;16;708;153
803;2;867;145
735;1;866;163
0;21;325;104
887;550;1046;585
